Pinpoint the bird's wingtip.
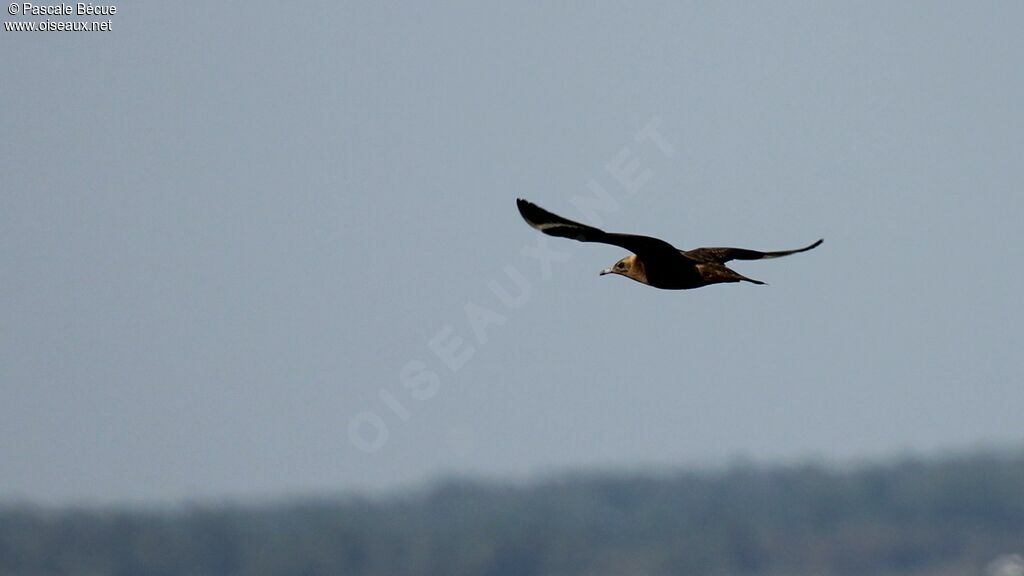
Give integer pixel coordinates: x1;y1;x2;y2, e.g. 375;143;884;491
516;198;542;228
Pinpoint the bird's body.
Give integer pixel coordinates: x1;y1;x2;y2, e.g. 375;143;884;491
516;198;822;290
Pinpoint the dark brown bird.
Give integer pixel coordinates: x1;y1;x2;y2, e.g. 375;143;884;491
517;198;822;290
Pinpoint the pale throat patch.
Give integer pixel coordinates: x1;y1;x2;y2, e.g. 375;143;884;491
625;255;647;283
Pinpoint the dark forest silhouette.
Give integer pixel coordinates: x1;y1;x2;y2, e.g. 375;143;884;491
3;450;1023;576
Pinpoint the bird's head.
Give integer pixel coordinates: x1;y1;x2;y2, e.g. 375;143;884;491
599;255;647;284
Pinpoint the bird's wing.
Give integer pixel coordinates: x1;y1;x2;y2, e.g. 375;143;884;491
516;198;698;263
683;239;823;264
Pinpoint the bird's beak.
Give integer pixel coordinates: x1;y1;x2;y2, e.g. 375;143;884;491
599;268;612;276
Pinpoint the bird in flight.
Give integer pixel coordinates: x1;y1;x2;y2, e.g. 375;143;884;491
517;198;822;290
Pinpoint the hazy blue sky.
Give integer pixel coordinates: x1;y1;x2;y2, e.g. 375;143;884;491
2;2;1022;504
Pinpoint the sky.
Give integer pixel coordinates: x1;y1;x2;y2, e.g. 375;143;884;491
2;2;1022;505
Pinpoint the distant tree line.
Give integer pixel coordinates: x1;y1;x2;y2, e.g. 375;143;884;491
2;450;1023;576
